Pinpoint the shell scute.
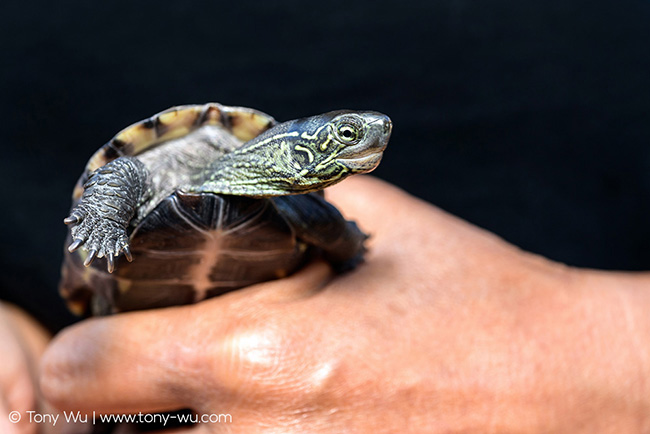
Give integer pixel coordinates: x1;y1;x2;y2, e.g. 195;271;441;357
83;103;275;173
72;103;276;201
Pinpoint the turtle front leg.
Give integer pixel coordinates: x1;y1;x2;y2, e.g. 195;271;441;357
65;156;149;273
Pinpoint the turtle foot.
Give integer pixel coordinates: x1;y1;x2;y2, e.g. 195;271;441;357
329;248;366;273
65;207;131;273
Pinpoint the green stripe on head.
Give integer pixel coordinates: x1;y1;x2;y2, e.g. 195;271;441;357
192;110;392;197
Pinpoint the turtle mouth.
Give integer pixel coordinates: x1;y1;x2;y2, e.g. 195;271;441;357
336;151;384;172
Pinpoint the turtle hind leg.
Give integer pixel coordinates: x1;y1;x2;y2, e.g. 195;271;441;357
324;219;368;273
271;194;369;273
65;156;149;273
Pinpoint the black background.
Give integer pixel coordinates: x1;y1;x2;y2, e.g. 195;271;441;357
1;0;649;332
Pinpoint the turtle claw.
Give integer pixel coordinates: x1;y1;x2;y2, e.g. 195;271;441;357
64;215;80;225
68;238;84;252
84;249;97;267
123;245;133;262
106;254;115;274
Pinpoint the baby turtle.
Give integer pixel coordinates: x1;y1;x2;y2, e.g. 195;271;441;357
60;103;392;315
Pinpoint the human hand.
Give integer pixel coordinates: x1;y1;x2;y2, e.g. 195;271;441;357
0;302;51;434
41;177;650;433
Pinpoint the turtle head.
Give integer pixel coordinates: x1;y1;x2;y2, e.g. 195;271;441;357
195;110;392;197
282;109;392;175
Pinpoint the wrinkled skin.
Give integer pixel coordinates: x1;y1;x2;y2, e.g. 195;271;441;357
35;177;650;433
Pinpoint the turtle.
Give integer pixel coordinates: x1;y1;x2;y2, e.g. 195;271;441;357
60;102;392;316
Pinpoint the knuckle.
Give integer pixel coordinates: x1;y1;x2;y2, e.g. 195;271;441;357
196;310;287;382
229;324;288;374
202;309;325;400
40;339;80;408
39;320;109;409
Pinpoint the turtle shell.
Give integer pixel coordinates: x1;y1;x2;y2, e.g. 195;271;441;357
60;103;310;316
72;103;276;200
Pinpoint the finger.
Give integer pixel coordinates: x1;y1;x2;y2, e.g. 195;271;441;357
149;424;211;434
3;304;50;364
0;305;42;434
40;262;328;418
40;306;204;414
326;176;403;215
326;176;434;236
238;260;333;303
0;398;19;434
328;175;495;251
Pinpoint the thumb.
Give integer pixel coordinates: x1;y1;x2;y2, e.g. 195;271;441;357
40;305;200;414
40;261;330;415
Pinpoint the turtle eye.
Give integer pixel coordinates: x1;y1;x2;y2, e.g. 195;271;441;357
336;123;361;144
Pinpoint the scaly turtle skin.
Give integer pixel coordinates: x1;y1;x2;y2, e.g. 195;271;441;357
60;103;392;315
